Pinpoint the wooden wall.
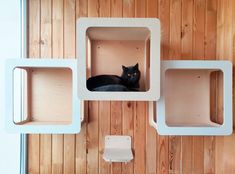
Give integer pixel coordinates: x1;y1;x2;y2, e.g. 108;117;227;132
27;0;235;174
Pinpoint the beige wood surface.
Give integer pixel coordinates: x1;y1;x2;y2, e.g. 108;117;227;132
27;0;235;174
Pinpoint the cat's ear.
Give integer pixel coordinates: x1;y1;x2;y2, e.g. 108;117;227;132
122;65;127;71
134;63;139;69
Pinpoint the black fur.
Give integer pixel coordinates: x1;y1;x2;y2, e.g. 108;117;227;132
87;63;141;91
93;84;129;91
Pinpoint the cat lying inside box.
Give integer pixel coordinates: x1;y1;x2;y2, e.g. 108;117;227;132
87;63;141;91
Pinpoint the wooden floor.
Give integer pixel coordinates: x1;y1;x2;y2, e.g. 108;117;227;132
27;0;235;174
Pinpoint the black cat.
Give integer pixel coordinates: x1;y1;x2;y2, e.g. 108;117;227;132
87;63;141;91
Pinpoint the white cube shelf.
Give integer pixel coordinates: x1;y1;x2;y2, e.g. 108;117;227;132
77;17;160;101
150;60;233;135
5;59;82;134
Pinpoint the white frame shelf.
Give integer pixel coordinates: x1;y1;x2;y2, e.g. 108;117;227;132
77;17;161;101
5;59;82;134
150;60;233;136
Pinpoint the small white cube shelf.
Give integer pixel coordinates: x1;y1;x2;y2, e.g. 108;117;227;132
5;59;82;134
151;60;233;135
77;17;160;101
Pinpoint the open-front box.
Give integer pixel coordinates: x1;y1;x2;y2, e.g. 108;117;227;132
5;59;82;133
77;18;160;101
150;61;232;135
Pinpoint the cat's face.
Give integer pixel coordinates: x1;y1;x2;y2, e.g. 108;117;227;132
121;63;141;87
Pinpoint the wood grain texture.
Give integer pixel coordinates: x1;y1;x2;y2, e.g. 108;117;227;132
99;101;111;174
52;0;63;58
168;1;182;173
40;135;52;174
180;0;194;173
27;0;235;174
52;135;63;174
75;1;88;173
51;1;64;173
28;1;40;174
111;101;122;174
122;101;134;174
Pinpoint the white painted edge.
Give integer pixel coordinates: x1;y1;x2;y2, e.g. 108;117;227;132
77;17;161;101
5;58;81;134
155;60;233;136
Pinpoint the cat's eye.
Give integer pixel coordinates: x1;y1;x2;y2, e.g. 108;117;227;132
127;74;131;77
134;73;137;76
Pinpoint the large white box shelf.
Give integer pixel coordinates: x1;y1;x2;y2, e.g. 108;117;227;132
150;60;233;135
5;59;82;134
77;17;160;101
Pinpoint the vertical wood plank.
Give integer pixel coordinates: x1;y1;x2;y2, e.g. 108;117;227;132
169;0;181;60
52;0;64;58
123;0;135;17
122;102;134;174
40;0;52;59
87;1;99;174
75;107;87;174
64;135;75;174
88;0;99;17
146;0;158;17
111;0;122;17
182;137;193;174
193;0;206;59
181;0;193;59
75;1;88;174
146;102;157;174
28;135;40;174
204;136;215;174
205;0;217;60
158;1;170;174
28;0;41;58
98;101;111;174
51;1;64;173
222;134;235;174
111;101;122;174
192;1;206;174
135;0;145;17
159;0;170;60
76;0;88;18
134;102;146;174
181;1;193;173
53;3;64;174
134;1;146;174
39;2;53;174
52;135;64;174
192;137;204;174
168;1;182;174
64;0;76;59
215;136;224;174
40;135;52;174
63;0;76;174
122;1;135;173
204;1;217;174
222;0;233;61
146;2;158;174
98;0;109;17
87;101;99;174
216;0;224;60
158;136;169;174
28;1;40;174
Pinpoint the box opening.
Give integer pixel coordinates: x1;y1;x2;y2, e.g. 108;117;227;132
86;27;151;92
13;67;73;125
164;69;224;127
